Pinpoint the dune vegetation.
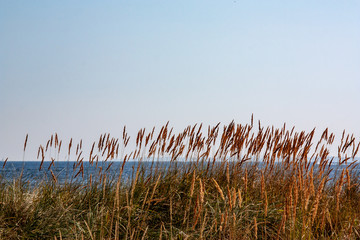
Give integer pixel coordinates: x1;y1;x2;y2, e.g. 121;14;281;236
1;118;360;239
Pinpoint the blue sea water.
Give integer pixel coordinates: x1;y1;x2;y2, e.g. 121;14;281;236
1;159;359;186
0;161;156;185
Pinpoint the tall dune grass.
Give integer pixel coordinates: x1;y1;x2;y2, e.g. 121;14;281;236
1;118;360;239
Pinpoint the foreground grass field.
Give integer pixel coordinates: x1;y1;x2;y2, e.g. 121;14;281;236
1;119;360;239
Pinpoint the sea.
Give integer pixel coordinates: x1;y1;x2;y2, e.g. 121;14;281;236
1;159;359;186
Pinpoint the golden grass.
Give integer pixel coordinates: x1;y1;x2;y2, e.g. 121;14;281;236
1;117;360;239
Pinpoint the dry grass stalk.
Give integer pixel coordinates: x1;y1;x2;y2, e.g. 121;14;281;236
2;157;8;169
254;216;258;239
312;177;326;223
238;189;242;208
346;168;351;191
264;190;268;217
23;134;29;152
212;178;225;201
190;170;196;197
336;169;345;212
199;178;204;205
226;162;230;185
231;187;237;209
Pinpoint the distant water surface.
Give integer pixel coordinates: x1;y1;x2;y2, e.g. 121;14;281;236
1;160;359;186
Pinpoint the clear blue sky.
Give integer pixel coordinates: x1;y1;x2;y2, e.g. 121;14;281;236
1;1;360;160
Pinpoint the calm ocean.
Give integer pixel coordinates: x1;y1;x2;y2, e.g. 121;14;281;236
1;159;359;186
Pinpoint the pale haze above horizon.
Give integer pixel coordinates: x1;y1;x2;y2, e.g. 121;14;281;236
1;1;359;160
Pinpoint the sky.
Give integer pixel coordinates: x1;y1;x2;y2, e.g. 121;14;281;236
1;0;360;160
